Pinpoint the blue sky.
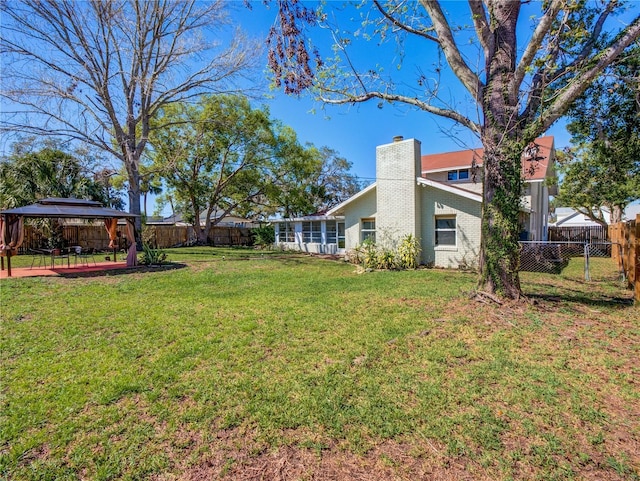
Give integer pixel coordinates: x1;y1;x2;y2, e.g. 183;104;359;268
4;1;633;214
227;1;586;186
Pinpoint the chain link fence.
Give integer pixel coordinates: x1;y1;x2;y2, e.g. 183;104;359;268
519;241;622;282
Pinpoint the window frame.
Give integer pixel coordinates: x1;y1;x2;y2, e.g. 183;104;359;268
302;221;322;243
361;218;376;243
278;222;295;243
435;215;456;247
326;221;337;244
447;169;470;181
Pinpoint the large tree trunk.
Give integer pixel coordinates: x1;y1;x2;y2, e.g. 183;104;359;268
479;135;524;299
610;205;624;224
127;165;143;246
123;142;143;244
197;221;210;245
478;1;523;299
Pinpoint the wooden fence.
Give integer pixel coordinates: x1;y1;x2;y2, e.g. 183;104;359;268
20;224;254;252
143;225;253;248
548;225;608;242
609;214;640;303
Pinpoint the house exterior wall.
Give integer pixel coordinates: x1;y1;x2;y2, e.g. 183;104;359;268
527;182;548;241
279;136;551;268
420;186;482;268
424;171;483;194
375;138;422;247
343;188;377;248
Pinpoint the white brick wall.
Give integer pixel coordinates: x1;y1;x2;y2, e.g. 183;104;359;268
420;186;482;268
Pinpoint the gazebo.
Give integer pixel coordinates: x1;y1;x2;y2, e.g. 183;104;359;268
0;197;139;277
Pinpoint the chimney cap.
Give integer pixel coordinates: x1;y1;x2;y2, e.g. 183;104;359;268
392;135;404;143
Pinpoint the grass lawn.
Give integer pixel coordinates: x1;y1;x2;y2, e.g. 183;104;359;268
1;247;638;480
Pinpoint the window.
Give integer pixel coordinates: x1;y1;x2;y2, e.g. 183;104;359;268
302;221;322;243
337;222;345;248
361;218;376;243
447;169;470;181
326;221;337;244
435;216;456;246
279;222;294;242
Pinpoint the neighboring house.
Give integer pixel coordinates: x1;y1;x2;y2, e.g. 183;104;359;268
157;211;259;228
551;207;608;227
274;136;556;268
551;204;640;227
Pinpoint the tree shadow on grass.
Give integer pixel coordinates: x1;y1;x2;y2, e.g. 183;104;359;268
524;281;634;309
57;262;188;279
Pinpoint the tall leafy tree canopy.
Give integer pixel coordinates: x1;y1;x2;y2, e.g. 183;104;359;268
0;141;119;209
556;47;640;226
151;94;360;238
267;0;640;298
150;95;307;244
273;145;362;218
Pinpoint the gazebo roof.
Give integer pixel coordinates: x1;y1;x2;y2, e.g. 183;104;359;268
0;198;138;219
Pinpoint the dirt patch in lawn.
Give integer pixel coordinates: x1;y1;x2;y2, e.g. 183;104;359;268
168;430;495;481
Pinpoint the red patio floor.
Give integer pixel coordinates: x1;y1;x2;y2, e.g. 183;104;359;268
0;261;132;279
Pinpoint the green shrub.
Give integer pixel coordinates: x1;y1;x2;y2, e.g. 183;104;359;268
377;248;397;269
139;243;167;265
348;234;421;270
397;234;421;269
252;225;275;249
360;240;378;269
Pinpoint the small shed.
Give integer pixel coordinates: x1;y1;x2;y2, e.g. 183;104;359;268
0;197;139;277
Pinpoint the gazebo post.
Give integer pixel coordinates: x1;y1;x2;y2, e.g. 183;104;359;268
1;251;12;277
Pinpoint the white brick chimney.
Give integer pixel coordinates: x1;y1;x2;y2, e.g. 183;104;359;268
375;137;422;246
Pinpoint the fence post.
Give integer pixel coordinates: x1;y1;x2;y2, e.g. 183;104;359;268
584;243;591;281
610;223;619;268
634;214;639;303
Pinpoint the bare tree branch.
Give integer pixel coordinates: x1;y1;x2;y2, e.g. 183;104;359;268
419;0;483;101
372;0;438;42
513;0;564;95
467;0;492;56
0;0;259;232
320;90;481;134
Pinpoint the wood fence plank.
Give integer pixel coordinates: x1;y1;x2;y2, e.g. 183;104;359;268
635;215;640;303
20;224;254;253
609;216;639;302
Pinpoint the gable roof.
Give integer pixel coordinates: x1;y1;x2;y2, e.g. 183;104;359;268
416;178;482;202
326;182;377;216
327;178;482;217
421;136;555;182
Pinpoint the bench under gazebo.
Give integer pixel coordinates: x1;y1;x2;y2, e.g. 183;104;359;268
0;197;139;277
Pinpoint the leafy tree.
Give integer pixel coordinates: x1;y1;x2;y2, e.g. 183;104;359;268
266;1;640;299
556;48;640;226
0;0;258;238
0;142;121;247
0;142;117;209
139;166;164;220
272;145;362;218
150;95;306;245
